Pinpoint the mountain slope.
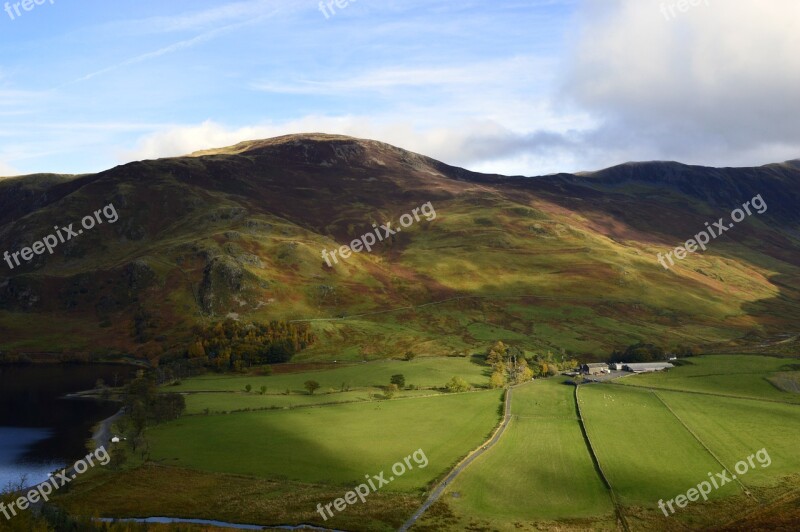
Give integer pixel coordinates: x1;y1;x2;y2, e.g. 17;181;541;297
1;134;799;362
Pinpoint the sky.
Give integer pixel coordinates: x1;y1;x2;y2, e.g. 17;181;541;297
0;0;798;177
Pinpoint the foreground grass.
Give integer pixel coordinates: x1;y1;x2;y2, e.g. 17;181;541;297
55;463;418;532
579;384;740;505
658;390;800;486
442;379;614;523
149;391;503;491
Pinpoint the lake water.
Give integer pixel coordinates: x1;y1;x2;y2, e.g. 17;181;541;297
0;364;135;490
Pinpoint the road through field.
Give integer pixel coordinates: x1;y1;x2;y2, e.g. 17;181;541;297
398;384;517;531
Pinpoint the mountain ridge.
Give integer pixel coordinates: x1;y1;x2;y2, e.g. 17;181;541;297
1;134;799;362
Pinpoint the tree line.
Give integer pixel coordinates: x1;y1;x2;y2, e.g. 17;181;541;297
185;318;314;371
486;341;579;387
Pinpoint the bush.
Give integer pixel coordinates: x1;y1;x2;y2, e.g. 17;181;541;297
445;376;471;393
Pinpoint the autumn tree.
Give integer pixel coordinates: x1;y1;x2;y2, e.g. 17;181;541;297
489;371;506;389
187;341;206;359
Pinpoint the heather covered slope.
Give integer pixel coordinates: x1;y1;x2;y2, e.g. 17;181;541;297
0;134;799;361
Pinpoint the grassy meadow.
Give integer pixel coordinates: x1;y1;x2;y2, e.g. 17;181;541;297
442;379;614;523
578;384;741;505
148;390;503;492
417;355;800;531
616;355;800;403
53;354;800;531
170;356;490;393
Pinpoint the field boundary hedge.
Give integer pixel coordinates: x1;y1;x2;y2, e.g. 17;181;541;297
575;385;630;532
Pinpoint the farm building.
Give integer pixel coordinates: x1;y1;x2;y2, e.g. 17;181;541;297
623;362;674;373
581;363;609;375
611;362;624;370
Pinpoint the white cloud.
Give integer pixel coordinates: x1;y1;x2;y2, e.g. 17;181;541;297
119;117;583;175
561;0;800;166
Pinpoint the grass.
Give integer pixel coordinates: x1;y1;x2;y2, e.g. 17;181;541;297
183;388;445;415
169;356;490;393
61;354;800;531
56;464;418;532
444;379;614;522
617;355;800;404
579;384;741;505
148;390;503;492
656;390;800;487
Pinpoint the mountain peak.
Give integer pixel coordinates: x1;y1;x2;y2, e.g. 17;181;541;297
188;133;365;157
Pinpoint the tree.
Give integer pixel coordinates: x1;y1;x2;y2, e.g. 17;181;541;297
612;342;666;363
445;376;471;393
304;380;320;395
385;383;399;399
260;385;267;395
390;374;406;388
187;341;206;359
404;350;417;361
486;341;507;368
515;365;534;384
245;384;252;393
490;371;506;389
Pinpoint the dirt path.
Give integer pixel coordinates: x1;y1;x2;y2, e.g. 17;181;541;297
398;384;519;532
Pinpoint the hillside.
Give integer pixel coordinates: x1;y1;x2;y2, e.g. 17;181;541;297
1;134;799;362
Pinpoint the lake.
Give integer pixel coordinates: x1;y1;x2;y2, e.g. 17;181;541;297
0;363;135;491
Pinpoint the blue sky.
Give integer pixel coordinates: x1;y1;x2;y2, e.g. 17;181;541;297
1;0;798;177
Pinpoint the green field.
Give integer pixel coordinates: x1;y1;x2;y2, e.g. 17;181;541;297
657;390;800;486
617;355;800;404
579;384;741;505
444;379;614;522
170;356;490;394
149;390;503;491
63;354;800;531
182;388;443;415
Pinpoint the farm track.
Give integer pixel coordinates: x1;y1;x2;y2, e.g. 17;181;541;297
398;384;518;532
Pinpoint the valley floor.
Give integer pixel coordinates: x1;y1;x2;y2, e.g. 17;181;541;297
51;355;800;531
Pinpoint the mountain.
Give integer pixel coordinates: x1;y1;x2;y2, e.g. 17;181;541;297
1;134;799;363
